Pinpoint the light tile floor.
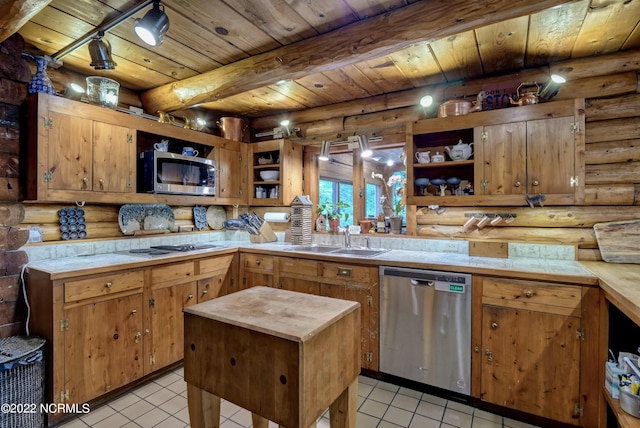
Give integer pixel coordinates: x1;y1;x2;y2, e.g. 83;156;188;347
57;366;542;428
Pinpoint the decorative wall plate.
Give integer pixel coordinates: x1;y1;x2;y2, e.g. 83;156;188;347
118;204;175;235
193;205;208;230
206;206;226;230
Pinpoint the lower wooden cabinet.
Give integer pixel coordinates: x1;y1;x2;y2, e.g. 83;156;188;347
64;293;144;404
275;256;379;371
474;276;600;427
26;251;237;424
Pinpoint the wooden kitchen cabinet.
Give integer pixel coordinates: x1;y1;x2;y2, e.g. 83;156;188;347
249;139;303;206
24;93;248;206
407;99;585;206
240;253;274;288
274;256;379;370
26;95;135;201
197;253;238;300
473;276;600;427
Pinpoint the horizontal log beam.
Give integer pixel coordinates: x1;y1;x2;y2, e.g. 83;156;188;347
141;0;573;113
416;206;640;228
585;184;636;205
586;93;640;122
585;162;640;184
416;224;596;247
0;0;52;43
585;139;640;165
586;117;640;144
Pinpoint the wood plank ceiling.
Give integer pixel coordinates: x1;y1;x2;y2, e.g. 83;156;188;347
13;0;640;133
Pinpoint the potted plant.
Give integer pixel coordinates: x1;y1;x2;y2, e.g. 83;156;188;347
316;200;350;232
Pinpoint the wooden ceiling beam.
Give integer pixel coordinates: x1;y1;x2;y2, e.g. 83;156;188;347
140;0;573;114
0;0;52;43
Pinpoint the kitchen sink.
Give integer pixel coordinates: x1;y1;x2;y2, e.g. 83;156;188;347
286;245;343;253
286;245;389;257
332;248;389;257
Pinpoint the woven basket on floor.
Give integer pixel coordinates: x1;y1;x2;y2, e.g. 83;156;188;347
0;336;46;428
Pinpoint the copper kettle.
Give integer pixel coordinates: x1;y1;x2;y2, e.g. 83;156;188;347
437;92;484;118
510;82;540;106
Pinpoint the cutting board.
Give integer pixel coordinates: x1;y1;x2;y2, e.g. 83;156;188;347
594;220;640;263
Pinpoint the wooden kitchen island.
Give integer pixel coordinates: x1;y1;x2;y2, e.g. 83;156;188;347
183;286;361;428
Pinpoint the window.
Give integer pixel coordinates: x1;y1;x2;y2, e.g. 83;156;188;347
319;177;353;226
365;182;382;219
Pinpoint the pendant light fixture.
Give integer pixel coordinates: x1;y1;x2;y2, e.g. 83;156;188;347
88;32;117;70
134;0;170;46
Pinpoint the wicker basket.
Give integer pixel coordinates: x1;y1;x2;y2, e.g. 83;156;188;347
0;336;46;428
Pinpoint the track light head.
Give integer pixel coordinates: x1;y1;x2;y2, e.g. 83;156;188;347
319;140;331;161
134;1;170;46
88;34;117;70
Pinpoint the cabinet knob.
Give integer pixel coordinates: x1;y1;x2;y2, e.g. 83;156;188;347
525;289;533;298
532;180;540;186
202;289;208;294
514;181;521;187
135;332;142;343
474;346;480;353
145;329;150;335
83;177;88;183
131;309;137;315
255;259;261;266
187;294;194;300
105;281;113;288
491;322;498;329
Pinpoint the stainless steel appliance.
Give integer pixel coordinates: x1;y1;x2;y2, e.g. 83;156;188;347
379;266;472;395
139;150;216;196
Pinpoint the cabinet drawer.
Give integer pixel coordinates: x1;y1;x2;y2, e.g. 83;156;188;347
319;262;371;284
279;257;318;274
482;277;582;310
199;254;234;276
64;270;143;302
151;261;195;287
242;254;274;272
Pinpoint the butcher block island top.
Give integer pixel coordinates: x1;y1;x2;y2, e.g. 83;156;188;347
184;286;361;428
184;285;360;342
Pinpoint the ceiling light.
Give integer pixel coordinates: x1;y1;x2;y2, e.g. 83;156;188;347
359;135;372;158
279;119;290;127
386;159;394;166
319;141;331;161
538;74;567;101
88;33;117;70
134;0;170;46
420;95;433;107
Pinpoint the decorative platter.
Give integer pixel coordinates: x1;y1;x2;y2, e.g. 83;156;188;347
193;205;208;230
118;204;175;235
206;206;226;230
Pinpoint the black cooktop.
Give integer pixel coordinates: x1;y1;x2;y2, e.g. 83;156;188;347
149;244;220;252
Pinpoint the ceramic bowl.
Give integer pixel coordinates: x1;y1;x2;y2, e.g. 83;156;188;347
259;170;279;181
415;178;430;187
430;178;445;186
446;177;461;186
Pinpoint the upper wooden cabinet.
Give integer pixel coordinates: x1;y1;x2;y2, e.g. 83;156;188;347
25;93;247;205
249;139;303;206
407;99;585;206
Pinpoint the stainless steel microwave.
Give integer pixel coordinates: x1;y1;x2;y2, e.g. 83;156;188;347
139;150;216;196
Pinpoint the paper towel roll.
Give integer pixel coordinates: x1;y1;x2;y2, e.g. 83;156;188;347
264;212;290;222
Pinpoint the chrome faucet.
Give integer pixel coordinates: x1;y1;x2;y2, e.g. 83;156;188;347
364;237;371;249
343;228;351;248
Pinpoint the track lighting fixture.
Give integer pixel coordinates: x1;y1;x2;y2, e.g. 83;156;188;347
538;74;567;101
88;32;117;70
319;141;331;161
419;95;433;107
348;135;372;158
134;0;170;46
62;82;85;100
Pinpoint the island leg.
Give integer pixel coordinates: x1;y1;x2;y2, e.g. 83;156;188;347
187;383;221;428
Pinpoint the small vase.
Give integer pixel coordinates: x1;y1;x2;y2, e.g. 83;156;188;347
389;216;402;234
28;56;56;95
359;220;373;234
329;218;340;232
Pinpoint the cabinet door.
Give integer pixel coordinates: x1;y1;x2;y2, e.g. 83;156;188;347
241;271;273;289
526;116;576;196
93;122;135;193
149;282;198;371
64;293;143;403
476;122;526;196
47;111;93;191
481;305;581;424
278;276;319;294
217;146;243;201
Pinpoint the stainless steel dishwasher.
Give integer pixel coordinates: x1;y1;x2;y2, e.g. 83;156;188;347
379;266;472;395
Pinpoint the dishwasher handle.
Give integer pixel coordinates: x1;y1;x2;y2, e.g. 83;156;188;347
410;279;435;287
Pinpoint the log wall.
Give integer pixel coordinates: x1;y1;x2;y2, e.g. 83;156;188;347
0;33;30;338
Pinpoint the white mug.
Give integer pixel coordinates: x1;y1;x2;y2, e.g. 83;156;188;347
182;147;198;157
154;140;169;151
